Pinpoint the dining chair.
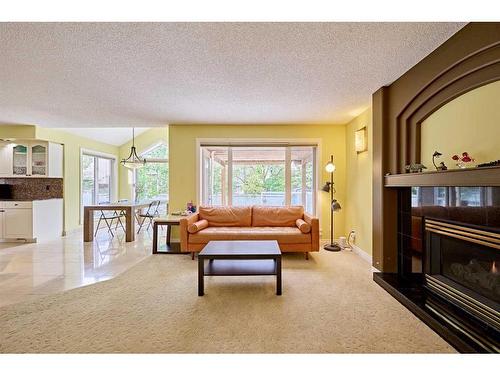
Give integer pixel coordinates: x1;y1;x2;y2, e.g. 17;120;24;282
94;201;126;238
137;200;161;233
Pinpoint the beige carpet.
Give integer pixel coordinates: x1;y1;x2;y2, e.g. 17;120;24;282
0;250;455;353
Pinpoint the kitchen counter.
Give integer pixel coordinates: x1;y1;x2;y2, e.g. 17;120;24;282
0;198;63;242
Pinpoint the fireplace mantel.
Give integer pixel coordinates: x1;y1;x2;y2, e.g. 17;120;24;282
384;166;500;187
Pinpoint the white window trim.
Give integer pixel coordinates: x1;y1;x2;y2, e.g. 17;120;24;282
196;138;322;217
138;140;169;163
79;148;118;224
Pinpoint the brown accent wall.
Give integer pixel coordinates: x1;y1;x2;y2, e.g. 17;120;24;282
372;23;500;272
0;178;63;200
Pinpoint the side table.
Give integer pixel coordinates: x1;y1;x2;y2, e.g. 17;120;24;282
152;215;186;254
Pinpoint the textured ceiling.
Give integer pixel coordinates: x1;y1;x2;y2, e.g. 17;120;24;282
0;22;465;127
58;127;149;146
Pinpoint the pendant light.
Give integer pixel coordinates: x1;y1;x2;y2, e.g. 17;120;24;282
121;128;146;169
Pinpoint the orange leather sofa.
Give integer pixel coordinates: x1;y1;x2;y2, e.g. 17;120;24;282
180;206;319;258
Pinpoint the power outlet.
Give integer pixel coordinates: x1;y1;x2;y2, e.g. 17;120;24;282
350;230;356;243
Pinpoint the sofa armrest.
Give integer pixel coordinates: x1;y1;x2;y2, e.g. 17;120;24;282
304;213;320;251
180;214;199;252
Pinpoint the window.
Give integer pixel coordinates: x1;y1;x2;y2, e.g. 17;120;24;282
291;147;315;213
81;151;116;221
82;154;114;205
200;144;317;214
232;147;286;206
134;143;168;202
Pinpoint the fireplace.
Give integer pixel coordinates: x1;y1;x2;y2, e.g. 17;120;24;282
375;185;500;352
424;218;500;333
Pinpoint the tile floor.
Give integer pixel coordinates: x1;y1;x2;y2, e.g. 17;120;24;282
0;227;169;307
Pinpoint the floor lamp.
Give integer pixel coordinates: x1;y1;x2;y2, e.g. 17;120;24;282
322;155;342;252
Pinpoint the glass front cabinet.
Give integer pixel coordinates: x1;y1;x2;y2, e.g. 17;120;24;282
30;144;48;176
12;144;28;176
0;140;63;178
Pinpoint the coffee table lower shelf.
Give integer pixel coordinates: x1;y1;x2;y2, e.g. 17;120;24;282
204;259;278;276
198;259;281;296
197;240;282;297
198;258;282;296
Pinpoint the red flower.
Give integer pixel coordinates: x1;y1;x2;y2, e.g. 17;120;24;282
462;156;472;162
452;155;459;161
462;152;469;157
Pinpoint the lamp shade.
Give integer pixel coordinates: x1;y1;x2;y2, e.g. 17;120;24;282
355;127;368;153
121;146;146;169
325;161;336;173
321;182;331;192
331;199;342;211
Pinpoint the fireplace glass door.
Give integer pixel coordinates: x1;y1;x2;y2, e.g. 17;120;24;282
425;218;500;330
439;235;499;304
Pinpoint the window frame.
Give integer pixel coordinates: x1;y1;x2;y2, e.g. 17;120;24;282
196;138;321;216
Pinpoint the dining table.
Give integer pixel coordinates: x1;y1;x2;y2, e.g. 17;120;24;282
83;200;165;242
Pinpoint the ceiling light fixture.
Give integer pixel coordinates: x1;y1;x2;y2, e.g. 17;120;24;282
121;128;146;169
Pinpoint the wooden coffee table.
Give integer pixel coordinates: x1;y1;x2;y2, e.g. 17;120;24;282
198;240;282;296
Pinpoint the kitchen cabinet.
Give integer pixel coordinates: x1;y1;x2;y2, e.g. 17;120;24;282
0;140;63;178
3;202;33;238
48;142;63;178
30;143;48;176
0;199;63;242
0;143;13;176
12;144;28;176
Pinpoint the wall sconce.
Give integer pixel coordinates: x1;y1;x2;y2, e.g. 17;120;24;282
355;126;367;153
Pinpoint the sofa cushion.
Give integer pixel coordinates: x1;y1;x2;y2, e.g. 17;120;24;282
188;219;209;234
199;206;252;227
189;226;311;244
252;206;304;227
296;218;311;233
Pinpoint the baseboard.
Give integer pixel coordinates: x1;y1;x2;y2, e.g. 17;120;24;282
63;226;82;236
349;243;372;264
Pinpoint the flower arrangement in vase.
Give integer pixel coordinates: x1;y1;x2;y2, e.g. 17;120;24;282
452;152;475;168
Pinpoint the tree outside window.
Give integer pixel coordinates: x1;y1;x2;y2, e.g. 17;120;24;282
134;143;168;203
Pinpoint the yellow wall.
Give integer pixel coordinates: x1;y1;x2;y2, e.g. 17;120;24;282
344;108;373;256
421;80;500;168
168;124;346;240
35;127;120;232
118;127;168;201
0;125;37;139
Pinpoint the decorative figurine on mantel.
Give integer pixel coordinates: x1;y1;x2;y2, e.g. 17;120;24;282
452;152;475;168
432;151;448;171
477;159;500;168
437;162;448;171
405;163;427;173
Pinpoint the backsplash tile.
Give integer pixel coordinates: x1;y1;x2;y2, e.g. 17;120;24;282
0;178;63;200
